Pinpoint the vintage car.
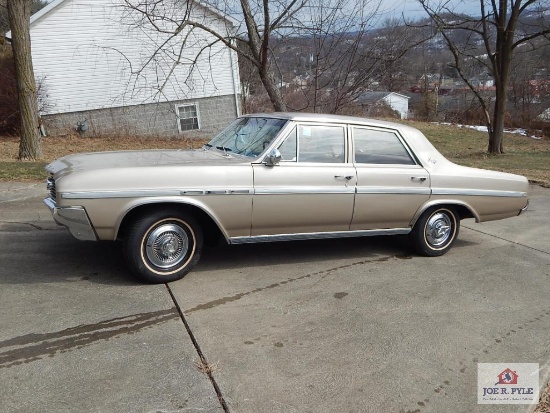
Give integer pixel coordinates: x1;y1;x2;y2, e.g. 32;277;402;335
44;113;529;283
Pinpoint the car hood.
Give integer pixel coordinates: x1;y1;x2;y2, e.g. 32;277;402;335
46;149;246;177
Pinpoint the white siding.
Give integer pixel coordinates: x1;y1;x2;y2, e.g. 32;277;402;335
30;0;240;115
383;93;409;120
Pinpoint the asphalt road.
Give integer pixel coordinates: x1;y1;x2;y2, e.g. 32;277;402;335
0;182;549;413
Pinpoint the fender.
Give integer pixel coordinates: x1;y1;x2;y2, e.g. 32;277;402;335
113;196;238;242
410;199;480;227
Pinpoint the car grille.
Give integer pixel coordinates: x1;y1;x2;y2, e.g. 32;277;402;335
46;175;56;201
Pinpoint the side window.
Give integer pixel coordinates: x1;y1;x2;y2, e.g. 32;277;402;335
278;127;297;161
298;125;345;163
353;128;415;165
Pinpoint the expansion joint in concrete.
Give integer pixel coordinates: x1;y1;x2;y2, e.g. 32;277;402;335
165;284;230;413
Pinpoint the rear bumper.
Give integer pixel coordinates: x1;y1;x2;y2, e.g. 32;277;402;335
518;200;529;216
44;197;97;241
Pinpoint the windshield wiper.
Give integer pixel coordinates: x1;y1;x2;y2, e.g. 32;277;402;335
203;143;212;150
216;146;233;156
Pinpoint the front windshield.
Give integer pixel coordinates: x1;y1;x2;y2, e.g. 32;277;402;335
206;117;288;157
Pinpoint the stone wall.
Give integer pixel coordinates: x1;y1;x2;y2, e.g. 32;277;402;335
42;94;240;138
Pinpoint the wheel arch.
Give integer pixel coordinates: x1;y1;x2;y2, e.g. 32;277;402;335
411;200;479;227
116;201;229;246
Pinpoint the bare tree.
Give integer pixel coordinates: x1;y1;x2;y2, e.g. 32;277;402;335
508;40;550;126
123;0;311;111
0;0;47;32
7;0;41;160
291;0;383;113
418;0;550;154
374;18;420;92
122;0;400;113
258;6;428;115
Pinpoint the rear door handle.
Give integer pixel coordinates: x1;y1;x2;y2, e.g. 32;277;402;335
335;175;354;181
411;176;428;182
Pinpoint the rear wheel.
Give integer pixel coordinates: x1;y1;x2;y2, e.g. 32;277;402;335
123;209;203;283
410;206;459;256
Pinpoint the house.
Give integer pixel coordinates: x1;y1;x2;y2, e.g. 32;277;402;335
538;107;550;121
356;91;410;120
17;0;241;137
497;368;519;385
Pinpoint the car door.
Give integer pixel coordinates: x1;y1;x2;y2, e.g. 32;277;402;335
251;123;356;236
350;126;431;230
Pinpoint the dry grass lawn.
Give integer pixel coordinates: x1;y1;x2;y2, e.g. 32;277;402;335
411;122;550;187
1;122;549;186
0;134;209;161
0;134;209;181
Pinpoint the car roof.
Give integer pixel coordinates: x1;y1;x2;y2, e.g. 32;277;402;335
244;112;406;129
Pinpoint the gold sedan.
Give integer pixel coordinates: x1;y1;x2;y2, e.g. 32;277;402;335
44;113;529;283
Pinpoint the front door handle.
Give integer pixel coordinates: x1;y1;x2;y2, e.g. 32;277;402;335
335;175;354;181
411;176;428;182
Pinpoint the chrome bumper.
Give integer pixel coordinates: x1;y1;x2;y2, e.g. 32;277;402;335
518;200;529;216
44;197;98;241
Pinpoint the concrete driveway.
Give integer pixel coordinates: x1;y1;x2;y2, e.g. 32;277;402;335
1;182;549;413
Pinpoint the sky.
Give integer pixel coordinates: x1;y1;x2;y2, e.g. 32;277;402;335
40;0;482;22
381;0;481;20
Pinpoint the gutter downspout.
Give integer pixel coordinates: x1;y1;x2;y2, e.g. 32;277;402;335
229;40;240;117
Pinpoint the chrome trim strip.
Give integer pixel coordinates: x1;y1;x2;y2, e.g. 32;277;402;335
60;187;526;200
230;228;411;244
63;190;181;199
432;188;527;198
62;188;254;199
254;186;356;195
411;199;481;225
356;187;431;195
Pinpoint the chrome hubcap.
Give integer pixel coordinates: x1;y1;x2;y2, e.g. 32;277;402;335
425;212;452;248
145;224;189;269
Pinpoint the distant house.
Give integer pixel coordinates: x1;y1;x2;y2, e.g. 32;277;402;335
469;76;495;88
538;108;550;122
356;91;410;119
13;0;241;137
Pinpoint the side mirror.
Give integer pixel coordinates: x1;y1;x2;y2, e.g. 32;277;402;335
265;148;282;166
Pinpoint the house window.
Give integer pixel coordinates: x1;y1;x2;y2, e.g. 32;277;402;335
176;104;200;132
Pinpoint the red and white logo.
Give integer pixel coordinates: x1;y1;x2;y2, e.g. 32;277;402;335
496;368;519;385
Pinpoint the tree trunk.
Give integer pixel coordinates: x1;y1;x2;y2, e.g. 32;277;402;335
259;69;286;112
7;0;42;160
488;37;511;155
488;96;506;154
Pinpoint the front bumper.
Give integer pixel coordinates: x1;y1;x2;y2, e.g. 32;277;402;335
44;197;98;241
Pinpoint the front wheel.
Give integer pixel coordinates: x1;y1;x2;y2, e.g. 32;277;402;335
123;210;203;283
410;206;459;256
